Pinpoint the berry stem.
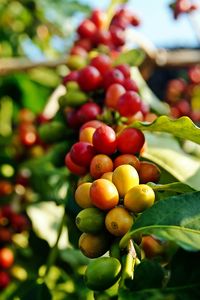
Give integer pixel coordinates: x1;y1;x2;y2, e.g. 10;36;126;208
43;210;66;278
119;240;136;288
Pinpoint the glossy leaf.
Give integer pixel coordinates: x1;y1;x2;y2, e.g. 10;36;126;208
114;49;145;67
120;191;200;251
27;202;68;248
119;249;200;300
142;133;200;191
125;259;165;291
132;115;200;144
148;182;195;193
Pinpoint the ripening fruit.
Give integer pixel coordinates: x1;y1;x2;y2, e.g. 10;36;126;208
115;64;130;78
92;125;117;155
113;154;140;171
66;55;87;70
124;184;155;213
70;142;96;167
90;54;112;75
90;179;119;210
110;26;125;47
77;19;97;39
117;128;145;154
80;120;105;131
65;152;87;176
139;162;161;184
105;206;133;236
75;182;93;208
85;257;121;290
90;154;113;179
79;232;110;258
0;271;10;290
105;83;126;109
117;91;141;117
76;102;101;124
101;172;113;182
90;9;106;30
0;248;14;269
123;78;139;92
141;235;166;259
79;127;96;143
63;70;79;85
103;69;125;90
112;164;139;197
76;207;105;233
78;66;102;92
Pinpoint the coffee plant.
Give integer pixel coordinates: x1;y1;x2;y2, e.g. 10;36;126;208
0;2;200;300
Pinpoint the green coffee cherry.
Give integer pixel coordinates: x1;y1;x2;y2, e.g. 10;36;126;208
67;55;87;70
58;91;88;108
38;121;66;143
85;257;121;291
76;207;105;234
66;81;80;91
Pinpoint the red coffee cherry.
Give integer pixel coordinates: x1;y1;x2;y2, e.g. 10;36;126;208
78;66;102;92
117;91;142;117
70;142;96;167
117;128;145;154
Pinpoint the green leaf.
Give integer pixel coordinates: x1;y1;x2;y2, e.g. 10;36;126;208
126;260;165;291
130;67;169;115
119;249;200;300
27;202;69;248
148;182;195;193
7;280;51;300
114;49;145;67
142;133;200;191
60;248;89;269
132;115;200;144
120;191;200;251
168;249;200;288
118;284;200;300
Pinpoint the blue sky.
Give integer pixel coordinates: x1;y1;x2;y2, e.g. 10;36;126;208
80;0;200;47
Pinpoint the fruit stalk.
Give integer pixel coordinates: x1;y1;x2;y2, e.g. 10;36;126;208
43;210;66;278
119;239;136;288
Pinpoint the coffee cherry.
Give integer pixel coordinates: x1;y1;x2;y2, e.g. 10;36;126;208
77;19;97;39
117;128;145;154
90;154;113;179
65;152;87;176
90;54;112;76
139;162;161;184
110;26;125;47
115;64;130;78
123;78;139;92
78;66;102;92
0;271;10;290
103;68;125;90
105;206;133;236
70;45;88;57
76;102;101;124
63;71;79;85
105;83;126;109
93;125;117;155
70;142;96;167
117;91;142;117
0;248;14;269
90;9;106;29
90;179;119;210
